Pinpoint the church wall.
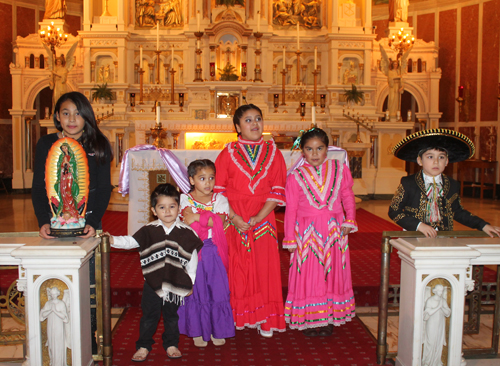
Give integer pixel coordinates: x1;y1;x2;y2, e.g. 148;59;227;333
460;4;479;123
17;6;35;37
0;2;13;120
481;0;499;122
438;9;457;123
416;13;434;43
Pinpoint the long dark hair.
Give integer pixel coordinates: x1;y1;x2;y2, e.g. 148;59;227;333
232;104;263;136
299;128;329;149
54;91;113;165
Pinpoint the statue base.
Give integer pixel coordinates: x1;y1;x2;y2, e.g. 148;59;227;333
50;228;86;238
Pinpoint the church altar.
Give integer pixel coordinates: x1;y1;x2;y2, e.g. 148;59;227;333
119;146;348;234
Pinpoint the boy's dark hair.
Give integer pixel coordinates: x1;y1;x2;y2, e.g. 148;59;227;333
150;183;180;207
300;127;329;149
417;147;448;159
187;159;216;192
232;104;263;136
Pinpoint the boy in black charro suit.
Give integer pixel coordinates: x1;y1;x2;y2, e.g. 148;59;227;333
388;129;500;238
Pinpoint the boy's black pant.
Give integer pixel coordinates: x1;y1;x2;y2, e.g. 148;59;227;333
136;281;180;351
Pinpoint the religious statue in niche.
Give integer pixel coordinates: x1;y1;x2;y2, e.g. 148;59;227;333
389;0;409;23
45;138;89;237
422;284;451;366
135;0;184;27
44;0;66;19
379;43;412;121
43;41;78;113
342;60;359;85
217;94;239;118
272;0;322;29
40;287;71;366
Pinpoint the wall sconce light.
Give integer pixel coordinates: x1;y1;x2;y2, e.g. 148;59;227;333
300;102;306;121
320;94;326;113
210;62;215;81
273;94;279;112
178;93;184;112
456;85;464;113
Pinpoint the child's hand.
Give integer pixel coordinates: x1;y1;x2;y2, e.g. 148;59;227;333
232;215;251;232
482;225;500;238
248;215;261;227
182;207;197;225
417;223;437;238
288;248;296;253
341;227;352;236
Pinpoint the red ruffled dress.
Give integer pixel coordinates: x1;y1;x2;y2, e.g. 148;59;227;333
215;137;286;334
283;159;358;329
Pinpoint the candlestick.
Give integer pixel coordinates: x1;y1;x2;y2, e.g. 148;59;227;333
139;45;143;67
156;22;159;51
314;46;317;69
257;11;260;32
282;46;285;67
296;23;300;50
197;11;201;32
156;103;160;125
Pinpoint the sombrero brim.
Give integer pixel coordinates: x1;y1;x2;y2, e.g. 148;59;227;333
392;129;475;163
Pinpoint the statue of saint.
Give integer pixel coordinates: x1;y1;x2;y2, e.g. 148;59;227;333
40;287;71;366
380;44;411;121
43;41;78;112
390;0;409;22
422;284;451;366
44;0;66;19
343;61;358;85
55;143;80;222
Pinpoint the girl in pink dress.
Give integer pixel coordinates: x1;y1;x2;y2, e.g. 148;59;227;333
283;128;357;337
215;104;287;338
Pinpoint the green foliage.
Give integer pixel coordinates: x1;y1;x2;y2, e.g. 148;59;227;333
91;83;113;102
216;0;244;7
343;84;364;105
218;64;239;81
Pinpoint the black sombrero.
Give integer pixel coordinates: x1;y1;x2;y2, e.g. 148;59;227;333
392;128;475;163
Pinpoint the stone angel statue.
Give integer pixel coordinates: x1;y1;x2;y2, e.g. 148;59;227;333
43;41;79;112
379;43;412;121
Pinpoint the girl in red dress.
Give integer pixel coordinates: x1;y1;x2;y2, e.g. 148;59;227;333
214;104;286;337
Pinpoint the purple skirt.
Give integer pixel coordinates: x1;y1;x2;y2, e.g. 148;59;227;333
178;238;235;341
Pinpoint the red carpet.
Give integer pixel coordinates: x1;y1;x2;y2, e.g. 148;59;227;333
111;307;390;366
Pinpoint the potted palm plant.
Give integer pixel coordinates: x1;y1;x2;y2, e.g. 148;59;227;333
91;83;114;103
343;84;365;107
218;64;239;81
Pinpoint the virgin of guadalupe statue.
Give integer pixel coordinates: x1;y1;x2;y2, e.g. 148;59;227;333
40;287;70;366
43;41;79;112
380;43;412;121
45;138;89;236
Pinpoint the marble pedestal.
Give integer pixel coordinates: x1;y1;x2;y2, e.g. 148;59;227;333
390;237;500;366
0;236;99;366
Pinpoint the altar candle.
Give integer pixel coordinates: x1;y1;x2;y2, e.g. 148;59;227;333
257;11;261;32
283;46;286;67
171;44;174;63
156;22;159;51
156;104;160;125
312;106;316;125
458;85;464;98
139;46;143;68
314;46;317;69
197;11;201;32
297;23;300;50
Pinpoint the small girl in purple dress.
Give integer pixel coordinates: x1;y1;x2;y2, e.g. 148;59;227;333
177;159;235;347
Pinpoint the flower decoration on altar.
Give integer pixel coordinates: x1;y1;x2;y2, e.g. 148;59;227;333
218;64;239;81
